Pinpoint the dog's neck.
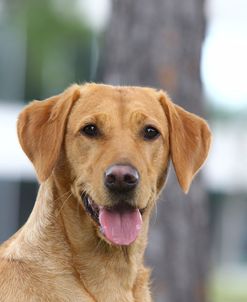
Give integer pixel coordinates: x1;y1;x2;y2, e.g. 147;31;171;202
7;175;151;301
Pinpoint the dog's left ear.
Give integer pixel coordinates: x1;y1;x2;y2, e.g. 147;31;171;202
17;84;81;182
159;91;212;193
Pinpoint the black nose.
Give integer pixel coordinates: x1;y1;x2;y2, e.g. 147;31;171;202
104;164;139;193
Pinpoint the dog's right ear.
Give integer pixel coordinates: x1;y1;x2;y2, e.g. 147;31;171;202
17;84;80;183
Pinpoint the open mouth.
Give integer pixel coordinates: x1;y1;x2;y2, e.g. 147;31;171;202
81;193;144;246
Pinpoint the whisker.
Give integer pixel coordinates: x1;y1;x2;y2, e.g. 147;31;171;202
76;195;80;216
56;192;73;218
94;237;104;254
53;190;71;203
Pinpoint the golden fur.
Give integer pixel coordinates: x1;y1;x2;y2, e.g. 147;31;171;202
0;84;211;302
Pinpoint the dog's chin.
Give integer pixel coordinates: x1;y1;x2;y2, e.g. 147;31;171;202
81;193;145;246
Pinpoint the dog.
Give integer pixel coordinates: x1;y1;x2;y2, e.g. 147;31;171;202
0;83;211;301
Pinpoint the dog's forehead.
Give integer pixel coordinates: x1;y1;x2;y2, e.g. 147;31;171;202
71;84;165;119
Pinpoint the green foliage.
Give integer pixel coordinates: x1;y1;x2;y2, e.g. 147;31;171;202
6;0;93;101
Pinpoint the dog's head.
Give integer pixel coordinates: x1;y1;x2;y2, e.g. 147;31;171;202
17;84;211;246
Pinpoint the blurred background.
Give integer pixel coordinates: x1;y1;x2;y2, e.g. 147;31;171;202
0;0;247;301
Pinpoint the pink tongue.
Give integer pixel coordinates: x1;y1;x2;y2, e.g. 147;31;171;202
99;208;142;246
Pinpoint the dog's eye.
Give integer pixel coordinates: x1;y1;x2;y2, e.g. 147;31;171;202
143;126;160;140
81;124;99;138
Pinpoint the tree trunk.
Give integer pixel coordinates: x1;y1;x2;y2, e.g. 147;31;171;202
103;1;208;302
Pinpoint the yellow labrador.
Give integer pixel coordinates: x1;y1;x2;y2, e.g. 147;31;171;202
0;84;211;302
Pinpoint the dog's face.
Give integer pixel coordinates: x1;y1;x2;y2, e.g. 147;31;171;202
64;85;170;245
17;84;211;246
